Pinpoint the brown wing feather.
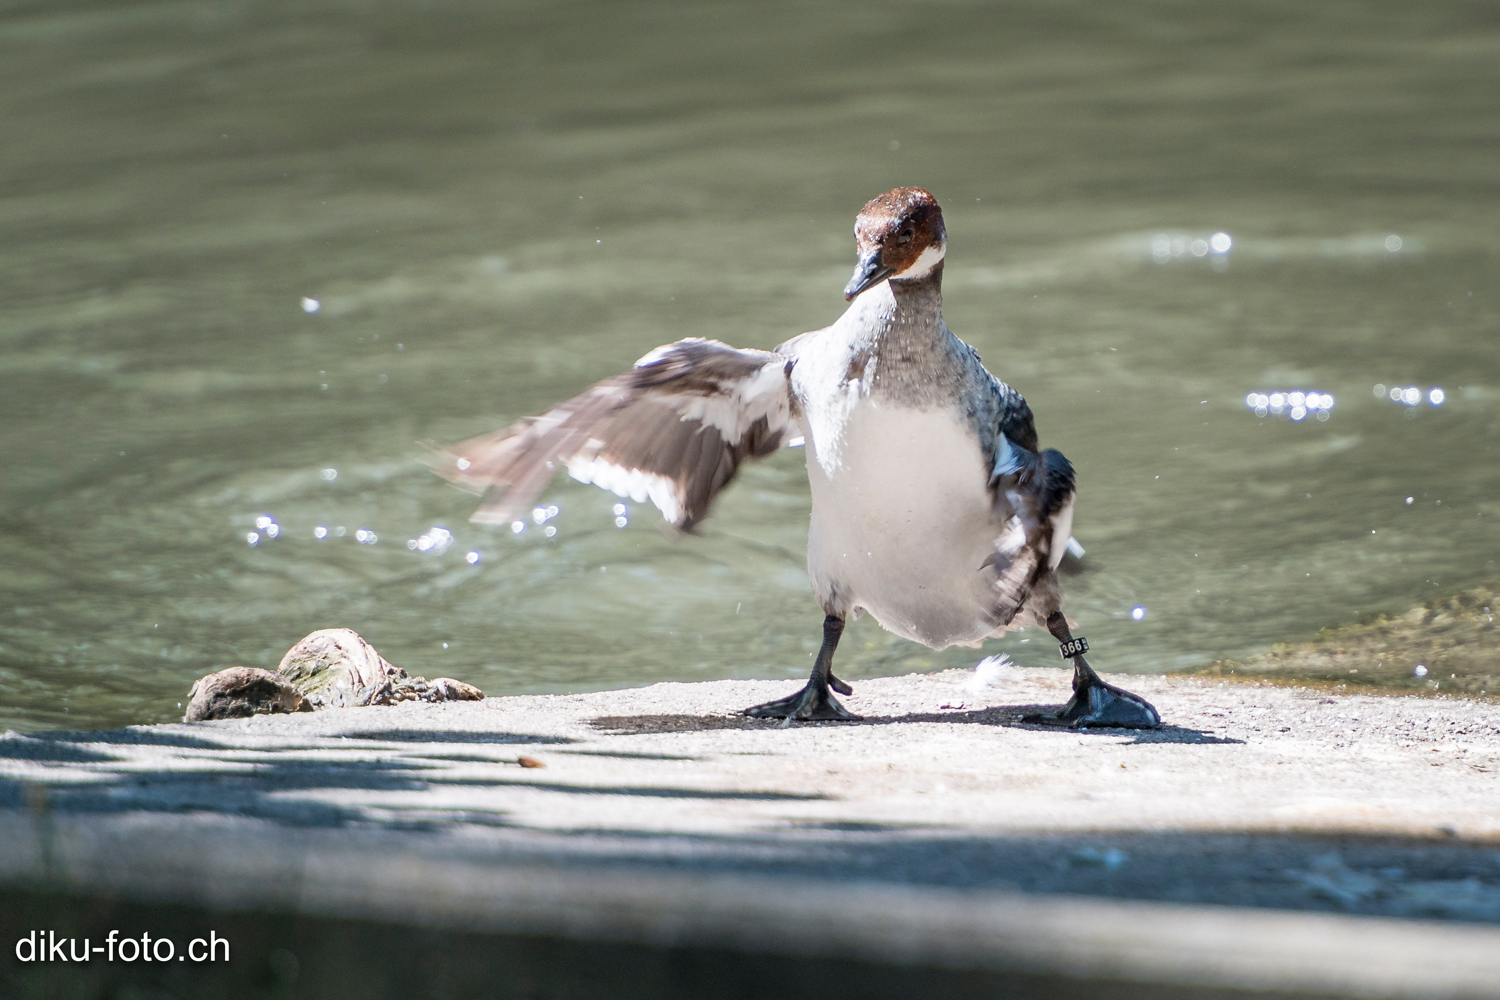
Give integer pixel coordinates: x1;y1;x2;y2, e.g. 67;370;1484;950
431;339;793;530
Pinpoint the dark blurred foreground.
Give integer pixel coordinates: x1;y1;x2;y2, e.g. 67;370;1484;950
0;887;1366;1000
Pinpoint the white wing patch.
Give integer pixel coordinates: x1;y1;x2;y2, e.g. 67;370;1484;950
568;456;685;524
657;363;790;443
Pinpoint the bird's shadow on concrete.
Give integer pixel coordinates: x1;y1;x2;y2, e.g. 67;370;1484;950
589;704;1241;744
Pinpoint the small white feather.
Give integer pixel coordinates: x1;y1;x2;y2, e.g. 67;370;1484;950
964;653;1016;693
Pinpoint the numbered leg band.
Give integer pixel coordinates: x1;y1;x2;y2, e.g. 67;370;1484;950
1059;637;1089;659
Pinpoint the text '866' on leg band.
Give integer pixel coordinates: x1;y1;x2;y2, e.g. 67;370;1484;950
1059;637;1089;659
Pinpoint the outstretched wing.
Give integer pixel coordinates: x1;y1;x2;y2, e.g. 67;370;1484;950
432;338;794;531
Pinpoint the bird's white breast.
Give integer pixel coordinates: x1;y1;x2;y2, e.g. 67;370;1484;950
802;398;1002;648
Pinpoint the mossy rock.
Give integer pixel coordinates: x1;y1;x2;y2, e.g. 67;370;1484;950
277;628;402;709
276;628;484;709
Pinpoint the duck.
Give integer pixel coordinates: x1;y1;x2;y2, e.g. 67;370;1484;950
435;187;1160;729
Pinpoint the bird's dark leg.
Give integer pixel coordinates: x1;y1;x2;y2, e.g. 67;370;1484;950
744;614;858;720
1024;612;1160;729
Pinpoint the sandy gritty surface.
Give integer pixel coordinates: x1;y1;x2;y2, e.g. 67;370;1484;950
2;666;1498;924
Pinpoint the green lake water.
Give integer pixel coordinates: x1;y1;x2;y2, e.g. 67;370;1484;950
3;0;1498;731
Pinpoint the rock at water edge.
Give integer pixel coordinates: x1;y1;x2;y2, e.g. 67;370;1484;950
277;628;403;709
184;667;306;722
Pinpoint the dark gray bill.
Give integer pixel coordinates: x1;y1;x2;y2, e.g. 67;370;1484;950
843;252;894;300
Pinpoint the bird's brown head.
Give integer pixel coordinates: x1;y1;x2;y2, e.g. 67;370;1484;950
844;187;947;301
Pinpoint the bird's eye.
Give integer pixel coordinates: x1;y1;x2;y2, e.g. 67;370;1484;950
898;230;913;244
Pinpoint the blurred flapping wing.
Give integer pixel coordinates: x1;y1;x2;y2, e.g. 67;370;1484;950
433;338;794;531
982;429;1077;627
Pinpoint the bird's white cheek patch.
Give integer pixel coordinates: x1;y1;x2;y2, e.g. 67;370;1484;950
894;242;945;280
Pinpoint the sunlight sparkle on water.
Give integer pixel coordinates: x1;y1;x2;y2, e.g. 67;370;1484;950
246;532;259;546
320;468;338;482
300;297;320;314
1375;384;1444;409
544;525;557;538
466;550;480;565
1131;606;1147;621
314;526;328;539
1246;390;1334;421
510;521;525;534
1150;231;1233;261
412;527;453;553
1414;665;1428;677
